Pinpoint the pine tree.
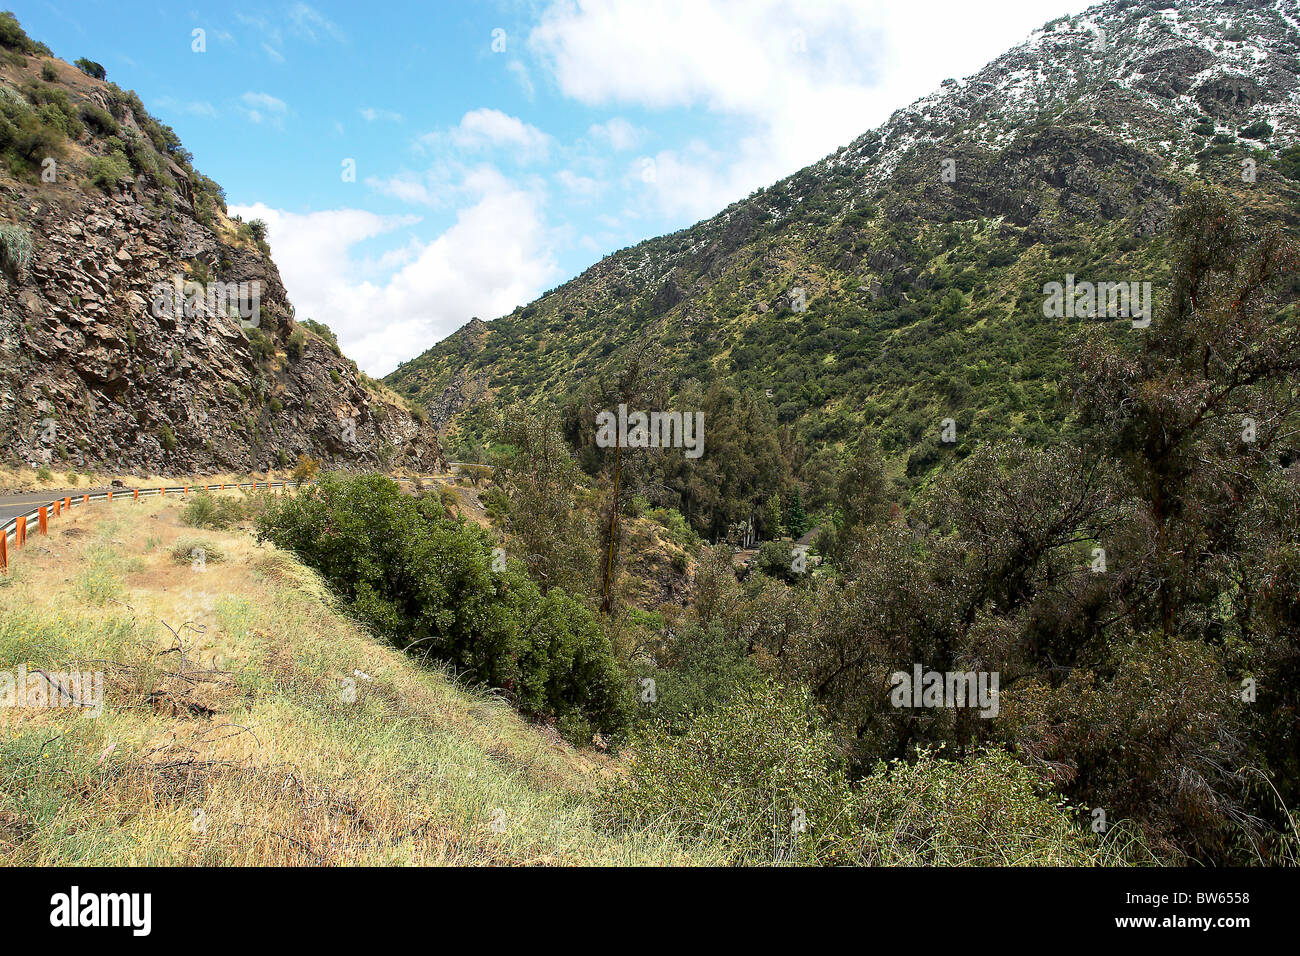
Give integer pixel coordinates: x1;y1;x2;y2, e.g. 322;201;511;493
785;486;809;539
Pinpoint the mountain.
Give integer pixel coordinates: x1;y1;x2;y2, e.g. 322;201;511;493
0;16;443;476
387;0;1300;477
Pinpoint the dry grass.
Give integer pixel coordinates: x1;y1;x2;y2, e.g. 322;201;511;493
0;464;301;494
0;494;722;865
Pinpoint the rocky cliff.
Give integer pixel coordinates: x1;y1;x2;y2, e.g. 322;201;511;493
0;25;444;476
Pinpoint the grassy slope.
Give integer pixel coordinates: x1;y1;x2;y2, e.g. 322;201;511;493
0;492;720;865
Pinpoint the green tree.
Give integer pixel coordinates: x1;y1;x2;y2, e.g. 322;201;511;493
74;57;106;80
256;473;631;737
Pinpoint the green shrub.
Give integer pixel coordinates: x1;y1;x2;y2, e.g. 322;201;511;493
40;63;56;82
22;82;81;138
285;329;306;361
0;12;39;53
2;110;64;172
851;747;1122;865
79;103;118;137
157;423;176;451
1277;144;1300;183
300;318;340;354
246;328;275;361
255;472;631;738
34;465;52;482
1239;120;1272;141
604;682;854;864
480;486;509;522
632;622;765;735
754;539;798;582
86;153;130;190
181;491;248;530
605;683;1122;866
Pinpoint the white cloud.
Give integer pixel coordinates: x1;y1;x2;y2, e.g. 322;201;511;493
556;168;603;198
360;107;404;123
438;108;552;162
587;117;642;151
366;173;438;206
507;60;536;99
240;91;288;126
289;3;347;43
230;170;559;376
153;96;219;119
530;0;1088;220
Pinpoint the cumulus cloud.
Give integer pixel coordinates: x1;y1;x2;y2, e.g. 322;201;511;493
230;170;560;376
507;60;536;99
437;108;552;162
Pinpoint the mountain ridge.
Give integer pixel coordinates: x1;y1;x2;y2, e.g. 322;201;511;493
387;0;1300;479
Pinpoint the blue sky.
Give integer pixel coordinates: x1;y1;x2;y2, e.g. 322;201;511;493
12;0;1088;375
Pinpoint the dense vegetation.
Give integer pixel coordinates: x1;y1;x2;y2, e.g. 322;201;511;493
410;188;1300;865
255;473;630;741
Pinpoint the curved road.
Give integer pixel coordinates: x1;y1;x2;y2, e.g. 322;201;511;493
0;466;482;527
0;488;115;525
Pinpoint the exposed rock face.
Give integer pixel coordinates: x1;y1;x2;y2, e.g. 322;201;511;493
0;56;443;476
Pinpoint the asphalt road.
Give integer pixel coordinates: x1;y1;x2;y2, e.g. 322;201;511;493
0;488;114;525
0;469;466;527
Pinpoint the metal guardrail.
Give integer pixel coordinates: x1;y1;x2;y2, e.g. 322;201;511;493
0;480;303;573
0;474;450;574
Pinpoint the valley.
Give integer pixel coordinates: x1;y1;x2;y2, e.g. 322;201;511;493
1;0;1298;879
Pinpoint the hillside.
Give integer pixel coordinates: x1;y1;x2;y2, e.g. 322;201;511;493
0;19;443;476
387;0;1300;476
0;489;718;865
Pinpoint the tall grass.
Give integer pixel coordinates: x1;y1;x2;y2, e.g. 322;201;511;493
0;496;724;866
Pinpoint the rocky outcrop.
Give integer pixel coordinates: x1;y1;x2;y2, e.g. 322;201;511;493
0;55;443;476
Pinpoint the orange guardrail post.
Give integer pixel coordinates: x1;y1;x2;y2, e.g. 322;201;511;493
1;530;6;574
64;496;70;510
82;495;88;506
184;486;189;496
16;516;26;548
107;491;113;502
38;507;47;536
133;488;139;501
53;499;61;517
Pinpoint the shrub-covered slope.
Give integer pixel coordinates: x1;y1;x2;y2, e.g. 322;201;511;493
387;0;1300;474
